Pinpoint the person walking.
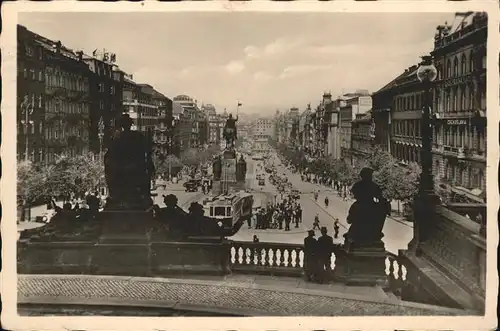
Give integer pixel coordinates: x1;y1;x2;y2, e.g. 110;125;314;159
313;213;321;230
333;219;340;239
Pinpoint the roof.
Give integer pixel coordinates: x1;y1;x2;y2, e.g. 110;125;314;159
352;110;372;123
373;65;419;94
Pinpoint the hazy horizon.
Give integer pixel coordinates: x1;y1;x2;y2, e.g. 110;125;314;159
20;12;451;115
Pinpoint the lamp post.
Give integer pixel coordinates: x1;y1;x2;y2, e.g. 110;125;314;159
20;95;34;162
412;55;441;256
98;117;104;160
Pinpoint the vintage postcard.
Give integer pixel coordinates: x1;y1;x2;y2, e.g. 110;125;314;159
1;1;498;330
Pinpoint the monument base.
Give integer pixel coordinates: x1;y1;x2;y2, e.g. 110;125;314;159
18;210;232;277
333;241;388;286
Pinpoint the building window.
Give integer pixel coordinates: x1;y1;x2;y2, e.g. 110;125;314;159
452;88;458;111
481;54;486;70
26;45;33;57
469;53;475;72
461;54;467;74
110;85;115;95
23;68;28;78
446;59;452;78
461;87;467;110
453;57;459;76
30;69;36;80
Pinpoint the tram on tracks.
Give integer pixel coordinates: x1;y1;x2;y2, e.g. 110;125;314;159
200;191;254;235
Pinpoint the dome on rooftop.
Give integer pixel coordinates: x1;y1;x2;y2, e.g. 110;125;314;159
174;94;193;101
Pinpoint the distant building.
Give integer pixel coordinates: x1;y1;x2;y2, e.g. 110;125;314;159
351;111;375;166
338;93;372;162
252;118;275;140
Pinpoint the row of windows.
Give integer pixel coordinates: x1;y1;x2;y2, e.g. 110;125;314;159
45;126;85;139
45;99;89;115
98;83;116;95
433;126;486;151
436;160;485;190
438;52;486;80
392;120;422;138
392;143;421;164
394;92;424;112
437;85;486;112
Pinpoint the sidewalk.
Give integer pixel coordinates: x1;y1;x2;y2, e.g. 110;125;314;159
18;274;468;316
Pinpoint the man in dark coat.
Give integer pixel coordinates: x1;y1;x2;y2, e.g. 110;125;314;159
317;227;334;283
304;230;317;282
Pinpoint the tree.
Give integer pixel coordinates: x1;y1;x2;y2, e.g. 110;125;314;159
17;154;105;205
17;160;55;206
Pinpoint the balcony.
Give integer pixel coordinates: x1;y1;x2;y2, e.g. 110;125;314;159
442;146;465;159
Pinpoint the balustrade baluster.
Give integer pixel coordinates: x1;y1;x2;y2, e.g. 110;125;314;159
241;247;248;265
397;258;405;280
287;249;293;267
235;247;241;265
230;246;236;264
264;248;271;267
248;247;255;265
256;247;263;266
278;249;285;267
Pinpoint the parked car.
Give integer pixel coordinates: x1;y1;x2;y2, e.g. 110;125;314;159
184;180;199;192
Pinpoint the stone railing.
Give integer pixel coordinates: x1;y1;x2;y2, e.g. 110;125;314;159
385;252;408;298
230;241;306;277
229;241;408;284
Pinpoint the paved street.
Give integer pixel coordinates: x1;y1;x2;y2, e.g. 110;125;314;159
231;154;413;254
18;274;466;316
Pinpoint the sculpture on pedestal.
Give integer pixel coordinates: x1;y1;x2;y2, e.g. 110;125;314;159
236;155;247;182
104;113;155;210
223;113;238;149
344;167;390;246
213;155;222;181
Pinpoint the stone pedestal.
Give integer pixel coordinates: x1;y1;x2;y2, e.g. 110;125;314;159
98;210;153;244
333;241;387;286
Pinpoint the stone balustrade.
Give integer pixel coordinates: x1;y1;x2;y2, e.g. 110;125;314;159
229;241;408;284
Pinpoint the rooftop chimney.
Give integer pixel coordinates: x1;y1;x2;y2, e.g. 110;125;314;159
54;41;62;54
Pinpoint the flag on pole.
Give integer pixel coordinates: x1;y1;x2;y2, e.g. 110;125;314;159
237;102;242;107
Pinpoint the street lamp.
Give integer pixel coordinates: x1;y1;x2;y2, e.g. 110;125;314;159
98;117;104;160
413;55;441;256
20;95;34;162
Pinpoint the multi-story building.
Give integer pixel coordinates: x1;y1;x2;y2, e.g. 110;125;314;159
122;80;159;140
83;50;124;152
154;96;174;156
351;111;375;166
297;104;313;152
202;104;221;145
173;95;203;148
36;34;91;163
431;12;487;202
338;92;372;163
372;65;426;166
17;25;48;163
253;117;275;140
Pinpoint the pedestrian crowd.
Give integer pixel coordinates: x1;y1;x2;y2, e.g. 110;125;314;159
248;193;303;231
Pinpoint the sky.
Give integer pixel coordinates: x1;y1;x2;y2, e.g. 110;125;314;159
19;12;452;115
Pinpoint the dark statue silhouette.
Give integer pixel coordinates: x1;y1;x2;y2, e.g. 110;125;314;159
223;113;238;148
213;155;222;181
104;113;155;210
344;168;390;245
236;154;247;182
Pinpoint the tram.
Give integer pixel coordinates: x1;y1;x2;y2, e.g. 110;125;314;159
200;191;254;234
